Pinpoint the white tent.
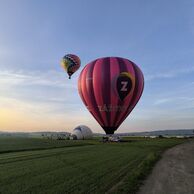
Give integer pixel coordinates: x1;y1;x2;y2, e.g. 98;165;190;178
72;125;93;140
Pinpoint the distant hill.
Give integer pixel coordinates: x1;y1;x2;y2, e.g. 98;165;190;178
0;129;194;137
0;131;70;138
116;129;194;137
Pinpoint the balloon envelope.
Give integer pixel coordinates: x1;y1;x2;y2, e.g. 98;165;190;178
61;54;81;79
78;57;144;134
72;125;93;140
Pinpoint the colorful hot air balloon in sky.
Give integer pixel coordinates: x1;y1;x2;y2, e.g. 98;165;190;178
61;54;81;79
78;57;144;134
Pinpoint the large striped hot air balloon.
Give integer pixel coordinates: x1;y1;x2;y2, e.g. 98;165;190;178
78;57;144;134
61;54;81;79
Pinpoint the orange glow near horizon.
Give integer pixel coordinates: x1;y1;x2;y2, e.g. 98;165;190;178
0;108;35;131
0;108;57;132
0;107;91;132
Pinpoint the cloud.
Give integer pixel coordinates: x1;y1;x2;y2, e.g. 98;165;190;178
0;96;62;115
145;66;194;81
154;96;194;108
0;69;80;106
0;69;83;121
154;98;172;105
0;70;77;88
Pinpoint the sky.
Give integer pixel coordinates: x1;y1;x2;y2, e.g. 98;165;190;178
0;0;194;133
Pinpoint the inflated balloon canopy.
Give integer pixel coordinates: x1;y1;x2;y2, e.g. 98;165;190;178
78;57;144;134
61;54;81;79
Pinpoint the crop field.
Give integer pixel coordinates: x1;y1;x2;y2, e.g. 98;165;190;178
0;137;93;154
0;137;186;194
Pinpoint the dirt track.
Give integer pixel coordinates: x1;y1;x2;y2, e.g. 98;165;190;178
138;140;194;194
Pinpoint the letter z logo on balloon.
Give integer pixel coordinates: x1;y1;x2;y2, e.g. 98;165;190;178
120;81;128;92
116;72;133;101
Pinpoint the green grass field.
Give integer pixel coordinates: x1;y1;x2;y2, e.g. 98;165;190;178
0;137;187;194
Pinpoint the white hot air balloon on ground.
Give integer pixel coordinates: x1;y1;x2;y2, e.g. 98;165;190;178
71;125;93;140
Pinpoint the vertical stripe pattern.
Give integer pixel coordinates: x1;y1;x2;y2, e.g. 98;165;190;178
78;57;144;134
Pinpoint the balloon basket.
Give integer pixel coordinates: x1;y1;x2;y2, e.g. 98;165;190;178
101;134;122;143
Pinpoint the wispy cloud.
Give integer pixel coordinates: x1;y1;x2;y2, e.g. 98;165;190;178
0;96;64;115
0;69;83;117
154;96;194;106
0;70;77;88
145;66;194;81
151;99;194;124
154;98;172;105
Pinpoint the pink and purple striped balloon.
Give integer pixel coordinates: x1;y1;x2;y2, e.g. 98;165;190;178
78;57;144;134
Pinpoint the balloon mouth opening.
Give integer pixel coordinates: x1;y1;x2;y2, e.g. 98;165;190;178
68;71;73;79
102;127;118;135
